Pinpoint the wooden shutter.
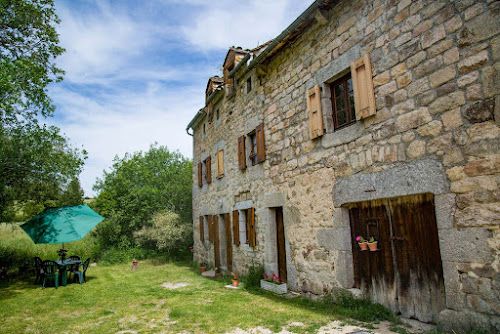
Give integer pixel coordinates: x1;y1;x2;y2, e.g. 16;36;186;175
205;156;212;184
255;123;266;164
198;162;203;187
213;215;220;268
238;136;246;170
208;215;213;242
199;216;204;242
216;149;224;178
307;84;324;139
248;207;256;248
232;210;240;245
351;54;376;120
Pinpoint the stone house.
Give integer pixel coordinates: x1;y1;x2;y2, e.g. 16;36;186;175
186;0;499;331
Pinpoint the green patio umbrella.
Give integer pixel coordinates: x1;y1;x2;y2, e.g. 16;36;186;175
21;204;104;247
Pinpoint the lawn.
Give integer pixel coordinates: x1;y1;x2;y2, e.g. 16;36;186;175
0;260;407;334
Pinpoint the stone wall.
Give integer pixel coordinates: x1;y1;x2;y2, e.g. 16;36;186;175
190;0;499;331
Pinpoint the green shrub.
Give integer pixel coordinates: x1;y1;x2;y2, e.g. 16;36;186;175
100;247;148;265
242;263;264;289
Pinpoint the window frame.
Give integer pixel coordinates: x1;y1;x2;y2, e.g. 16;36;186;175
331;72;356;131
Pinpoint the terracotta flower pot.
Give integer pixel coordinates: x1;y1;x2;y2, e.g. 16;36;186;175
199;266;206;272
358;242;368;251
215;272;223;278
232;279;239;287
368;241;378;251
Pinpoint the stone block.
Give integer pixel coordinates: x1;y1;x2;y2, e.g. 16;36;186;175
414;56;444;79
428;39;453;59
464;98;495;123
413;20;433;37
321;122;363;148
464;157;499;177
430;65;456;88
333;251;354;288
417;120;442;137
467;122;500;142
457;10;500;48
407;50;426;68
391;99;415;116
482;64;499;98
427;133;452;154
437;309;493;333
396;72;412;88
455;205;500;228
441;108;463;131
428;91;465;114
443;47;459;65
444;15;462;34
457;71;479;88
407;77;430;97
466;84;482;101
396;107;432;132
434;193;456;230
377;80;397;96
421;25;446;49
446;166;465;182
464;3;484;21
458;50;489;74
438;228;493;262
373;71;390;87
406;140;426;159
317;227;351;251
443;147;464;167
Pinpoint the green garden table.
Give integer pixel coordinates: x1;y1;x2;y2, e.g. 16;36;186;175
56;260;81;287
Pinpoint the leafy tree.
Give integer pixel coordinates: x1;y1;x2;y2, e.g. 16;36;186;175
92;144;192;249
0;0;86;220
60;177;84;206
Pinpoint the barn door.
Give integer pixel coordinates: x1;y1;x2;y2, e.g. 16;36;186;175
349;194;445;322
275;207;287;283
213;215;220;269
224;213;233;271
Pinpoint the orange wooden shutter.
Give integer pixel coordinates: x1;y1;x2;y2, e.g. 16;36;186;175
351;54;376;120
205;156;212;183
248;207;256;248
255;123;266;163
232;210;240;245
238;136;246;170
307;84;324;139
216;149;224;178
198;162;203;187
199;216;204;242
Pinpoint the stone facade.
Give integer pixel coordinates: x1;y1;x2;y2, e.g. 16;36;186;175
187;0;499;331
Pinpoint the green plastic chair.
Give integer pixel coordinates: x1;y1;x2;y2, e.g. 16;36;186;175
71;258;90;284
41;260;59;289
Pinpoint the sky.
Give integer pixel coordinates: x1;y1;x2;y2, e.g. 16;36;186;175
48;0;314;196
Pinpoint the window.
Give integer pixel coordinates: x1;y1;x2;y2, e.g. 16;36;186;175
204;156;212;184
216;149;224;178
238;123;266;169
203;123;206;136
199;216;204;242
216;108;220;120
232;210;240;245
247;77;252;93
198;162;203;187
244;208;256;247
331;73;356;130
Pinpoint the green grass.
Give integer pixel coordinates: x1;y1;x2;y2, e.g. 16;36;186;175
0;260;398;334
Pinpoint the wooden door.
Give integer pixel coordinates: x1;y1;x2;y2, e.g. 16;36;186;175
276;207;287;283
213;215;220;268
224;213;233;271
349;194;445;322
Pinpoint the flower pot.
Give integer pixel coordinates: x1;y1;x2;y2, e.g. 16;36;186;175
215;272;223;278
358;242;368;251
368;241;378;251
199;266;206;272
232;279;239;287
260;279;287;294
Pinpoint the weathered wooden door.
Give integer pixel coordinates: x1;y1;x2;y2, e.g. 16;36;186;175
276;207;287;283
213;215;220;268
349;194;445;322
224;213;232;271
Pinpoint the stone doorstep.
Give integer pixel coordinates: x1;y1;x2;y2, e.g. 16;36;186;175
201;269;215;278
224;284;240;290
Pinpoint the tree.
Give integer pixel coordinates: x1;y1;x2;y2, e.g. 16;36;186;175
60;177;84;206
92;144;192;249
0;0;86;220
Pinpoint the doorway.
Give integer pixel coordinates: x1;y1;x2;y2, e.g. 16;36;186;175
224;213;233;271
348;193;446;322
275;207;287;283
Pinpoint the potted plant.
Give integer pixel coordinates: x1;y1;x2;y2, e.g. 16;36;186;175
199;261;207;272
260;273;287;294
356;236;368;251
367;236;378;251
214;266;223;278
231;272;239;287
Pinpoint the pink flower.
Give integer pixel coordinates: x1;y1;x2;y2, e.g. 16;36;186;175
264;274;269;278
356;236;361;242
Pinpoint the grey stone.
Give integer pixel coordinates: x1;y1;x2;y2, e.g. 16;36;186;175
437;309;495;333
321;122;364;148
464;98;495;123
457;10;500;48
333;251;354;288
434;193;456;230
234;200;253;210
262;191;286;208
317;227;351;251
311;45;361;89
438;228;493;262
333;159;449;206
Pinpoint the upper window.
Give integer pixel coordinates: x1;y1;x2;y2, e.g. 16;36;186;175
216;109;220;120
249;132;257;165
246;77;252;93
331;73;355;130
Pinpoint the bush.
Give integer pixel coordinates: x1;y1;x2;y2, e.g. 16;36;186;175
100;247;148;265
242;263;264;289
133;210;192;256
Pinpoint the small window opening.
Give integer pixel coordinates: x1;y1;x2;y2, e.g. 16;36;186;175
247;77;252;93
248;132;257;165
331;73;355;130
216;109;220;120
203;123;206;135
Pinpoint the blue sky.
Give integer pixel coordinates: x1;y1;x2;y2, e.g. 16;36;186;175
49;0;313;196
